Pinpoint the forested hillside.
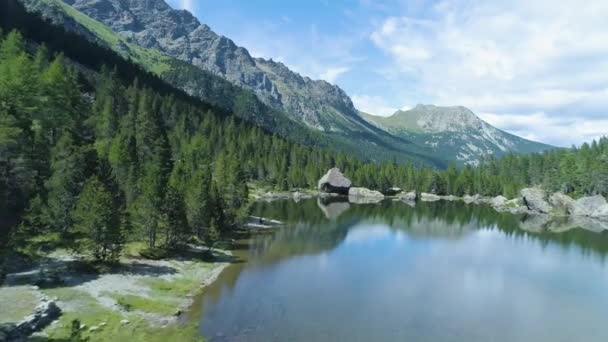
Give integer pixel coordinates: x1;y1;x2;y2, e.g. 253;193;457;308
1;0;607;275
18;0;443;167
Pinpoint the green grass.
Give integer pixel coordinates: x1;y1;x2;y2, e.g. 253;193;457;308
40;288;203;342
137;277;198;298
104;292;178;316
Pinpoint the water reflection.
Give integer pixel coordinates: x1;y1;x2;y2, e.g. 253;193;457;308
199;199;608;342
250;199;608;260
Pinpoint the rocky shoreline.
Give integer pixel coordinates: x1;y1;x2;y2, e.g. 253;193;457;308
256;168;608;231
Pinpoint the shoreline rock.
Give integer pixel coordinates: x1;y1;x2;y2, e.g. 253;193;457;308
318;168;352;195
521;188;552;214
348;187;384;199
573;195;608;218
398;191;417;202
420;193;441;202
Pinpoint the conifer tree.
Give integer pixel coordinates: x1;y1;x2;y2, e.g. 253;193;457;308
72;176;124;262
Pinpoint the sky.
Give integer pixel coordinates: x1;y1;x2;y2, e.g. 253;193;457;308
166;0;608;147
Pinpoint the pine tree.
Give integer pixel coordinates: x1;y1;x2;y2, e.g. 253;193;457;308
162;186;189;249
46;132;86;233
72;176;124;262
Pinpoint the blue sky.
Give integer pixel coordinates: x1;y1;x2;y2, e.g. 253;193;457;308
167;0;608;147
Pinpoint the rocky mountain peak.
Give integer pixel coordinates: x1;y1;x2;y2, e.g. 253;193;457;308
403;104;485;133
361;104;552;165
62;0;360;130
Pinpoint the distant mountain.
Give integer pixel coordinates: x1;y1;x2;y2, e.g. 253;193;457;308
361;105;554;165
21;0;443;167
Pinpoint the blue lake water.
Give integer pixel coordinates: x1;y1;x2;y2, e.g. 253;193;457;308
196;199;608;342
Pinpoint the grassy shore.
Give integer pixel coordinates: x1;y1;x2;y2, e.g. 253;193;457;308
1;243;231;341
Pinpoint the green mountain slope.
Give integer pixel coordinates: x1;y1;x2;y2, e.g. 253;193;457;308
361;105;554;165
20;0;443;167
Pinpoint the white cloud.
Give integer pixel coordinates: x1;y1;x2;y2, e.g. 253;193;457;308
352;95;400;116
181;0;194;12
370;0;608;145
319;67;350;84
478;112;608;146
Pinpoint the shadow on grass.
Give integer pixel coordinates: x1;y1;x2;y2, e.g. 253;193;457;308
4;242;245;291
174;247;244;264
4;257;179;290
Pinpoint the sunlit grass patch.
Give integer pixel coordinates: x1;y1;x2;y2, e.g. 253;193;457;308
39;287;203;341
0;286;40;323
104;292;178;316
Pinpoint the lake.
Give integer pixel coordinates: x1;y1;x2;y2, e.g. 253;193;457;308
195;199;608;342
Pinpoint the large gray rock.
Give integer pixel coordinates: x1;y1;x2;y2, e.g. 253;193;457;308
573;195;608;217
490;195;508;208
348;187;384;204
463;194;482;204
503;198;530;215
593;204;608;218
549;193;576;216
348;187;384;198
5;298;61;341
420;193;441;202
399;191;417;202
318;168;352;195
521;188;552;214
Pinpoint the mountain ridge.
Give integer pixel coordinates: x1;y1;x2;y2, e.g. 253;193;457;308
361;104;554;165
62;0;362;131
21;0;445;167
21;0;553;167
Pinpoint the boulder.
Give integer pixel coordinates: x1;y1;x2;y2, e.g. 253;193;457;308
348;187;384;204
399;191;417;202
318;168;352;195
503;198;530;215
420;193;441;202
6;299;61;341
348;187;384;198
573;195;608;217
548;193;576;216
521;188;552;214
463;194;481;204
593;204;608;218
490;195;508;208
439;195;459;201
